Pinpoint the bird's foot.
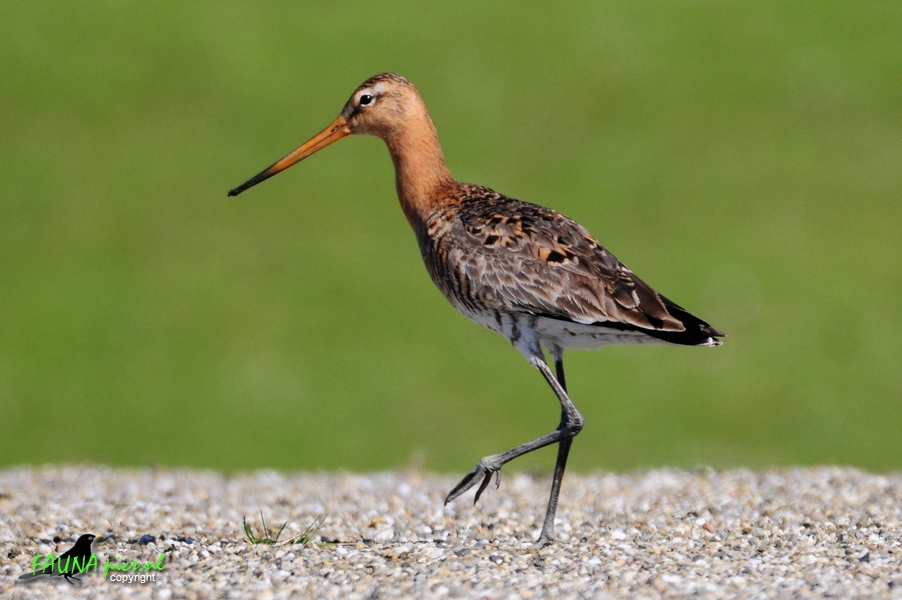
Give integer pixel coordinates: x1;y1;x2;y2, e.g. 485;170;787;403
534;530;555;548
63;574;81;585
444;457;503;505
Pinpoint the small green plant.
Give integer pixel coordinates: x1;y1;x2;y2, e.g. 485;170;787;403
243;512;326;546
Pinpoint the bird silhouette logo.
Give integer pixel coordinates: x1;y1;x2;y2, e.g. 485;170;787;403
17;533;97;585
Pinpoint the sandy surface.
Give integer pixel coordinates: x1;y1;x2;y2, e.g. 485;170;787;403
0;466;900;599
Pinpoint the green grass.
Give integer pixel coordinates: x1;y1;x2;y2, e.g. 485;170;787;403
243;513;325;546
1;2;900;473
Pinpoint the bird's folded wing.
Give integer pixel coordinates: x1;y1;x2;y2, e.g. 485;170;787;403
449;189;686;333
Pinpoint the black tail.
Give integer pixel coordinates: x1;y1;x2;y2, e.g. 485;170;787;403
642;294;725;346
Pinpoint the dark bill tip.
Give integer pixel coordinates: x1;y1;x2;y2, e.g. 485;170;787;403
227;167;278;197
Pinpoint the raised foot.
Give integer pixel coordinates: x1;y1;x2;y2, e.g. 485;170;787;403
444;458;503;505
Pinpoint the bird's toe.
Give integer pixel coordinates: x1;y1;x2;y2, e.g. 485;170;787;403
445;459;502;505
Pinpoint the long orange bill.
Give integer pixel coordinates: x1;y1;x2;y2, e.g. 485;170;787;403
228;114;351;197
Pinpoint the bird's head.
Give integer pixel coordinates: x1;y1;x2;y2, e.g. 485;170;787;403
339;73;423;138
228;73;424;197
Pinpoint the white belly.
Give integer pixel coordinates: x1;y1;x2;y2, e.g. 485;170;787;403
532;315;667;349
456;302;669;351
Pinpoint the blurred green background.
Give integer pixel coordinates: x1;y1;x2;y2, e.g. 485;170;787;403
1;2;899;474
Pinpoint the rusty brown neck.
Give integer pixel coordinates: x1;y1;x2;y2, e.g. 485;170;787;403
382;107;455;231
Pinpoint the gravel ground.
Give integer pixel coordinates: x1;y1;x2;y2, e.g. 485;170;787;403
0;466;900;599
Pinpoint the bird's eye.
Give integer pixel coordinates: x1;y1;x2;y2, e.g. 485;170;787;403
359;94;374;106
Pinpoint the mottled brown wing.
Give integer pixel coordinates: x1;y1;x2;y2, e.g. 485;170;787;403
437;185;686;333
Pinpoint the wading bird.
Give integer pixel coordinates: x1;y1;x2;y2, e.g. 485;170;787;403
229;73;724;545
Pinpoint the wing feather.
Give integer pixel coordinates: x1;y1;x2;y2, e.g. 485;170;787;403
430;185;685;333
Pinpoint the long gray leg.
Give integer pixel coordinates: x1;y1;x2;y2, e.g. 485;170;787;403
535;345;574;545
445;340;583;545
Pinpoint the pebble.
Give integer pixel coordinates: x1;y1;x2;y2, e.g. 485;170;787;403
0;466;900;598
